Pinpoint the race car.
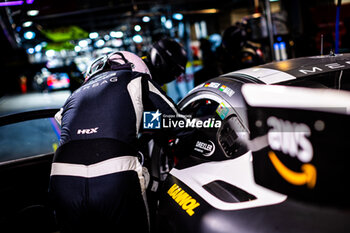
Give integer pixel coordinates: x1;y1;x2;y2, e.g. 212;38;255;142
1;53;350;233
153;53;350;233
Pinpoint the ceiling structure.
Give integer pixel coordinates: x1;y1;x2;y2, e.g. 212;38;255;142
0;0;252;51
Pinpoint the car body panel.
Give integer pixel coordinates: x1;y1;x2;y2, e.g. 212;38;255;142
157;54;350;233
227;53;350;81
0;109;59;232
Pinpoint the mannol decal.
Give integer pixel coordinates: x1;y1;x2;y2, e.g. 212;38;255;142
167;184;200;216
267;116;317;188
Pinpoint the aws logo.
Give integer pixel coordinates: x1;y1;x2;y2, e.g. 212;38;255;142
167;184;200;216
267;116;317;189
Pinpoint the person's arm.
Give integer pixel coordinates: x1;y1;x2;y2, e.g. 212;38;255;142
141;74;195;158
141;74;183;118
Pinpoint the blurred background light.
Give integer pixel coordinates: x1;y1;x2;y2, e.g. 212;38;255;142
24;31;35;40
110;31;123;38
104;35;110;41
134;25;141;32
101;47;114;54
132;35;143;43
95;39;105;48
0;0;34;7
27;10;39;16
111;39;123;47
74;45;81;52
165;19;173;29
172;13;183;21
34;44;42;52
142;16;150;22
161;16;166;23
89;32;99;39
27;48;35;54
45;50;55;57
22;21;33;27
78;40;89;47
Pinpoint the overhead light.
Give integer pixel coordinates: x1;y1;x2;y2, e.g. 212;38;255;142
142;16;151;23
0;0;35;7
45;50;55;57
95;39;105;48
0;1;24;7
24;31;35;40
111;39;123;47
110;31;123;38
27;10;39;17
161;16;166;23
27;48;35;54
172;13;183;21
186;8;218;14
74;46;82;52
252;13;261;18
78;40;89;47
89;32;99;39
134;25;141;32
22;21;33;27
132;35;143;43
104;35;110;41
165;19;173;29
34;44;42;52
101;47;114;54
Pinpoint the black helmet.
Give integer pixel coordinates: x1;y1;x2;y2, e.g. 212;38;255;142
222;24;247;55
148;38;187;85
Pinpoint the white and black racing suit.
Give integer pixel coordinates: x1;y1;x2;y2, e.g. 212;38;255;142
49;68;181;233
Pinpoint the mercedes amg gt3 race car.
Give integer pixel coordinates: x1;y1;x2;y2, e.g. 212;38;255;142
151;53;350;233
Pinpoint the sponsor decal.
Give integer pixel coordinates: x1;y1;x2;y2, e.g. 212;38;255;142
267;116;317;188
143;110;161;129
194;140;215;157
298;61;350;75
204;82;220;88
71;73;118;97
77;127;99;135
219;85;235;97
167;183;200;216
143;110;221;129
216;102;229;120
268;151;317;188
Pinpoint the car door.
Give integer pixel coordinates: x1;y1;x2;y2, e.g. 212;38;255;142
0;109;60;233
155;91;261;233
179;91;249;161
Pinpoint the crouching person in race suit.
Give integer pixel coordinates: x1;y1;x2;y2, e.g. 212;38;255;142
49;38;187;233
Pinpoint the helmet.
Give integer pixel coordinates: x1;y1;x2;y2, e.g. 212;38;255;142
148;38;187;85
85;51;151;82
221;24;247;55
